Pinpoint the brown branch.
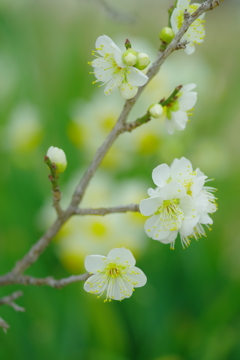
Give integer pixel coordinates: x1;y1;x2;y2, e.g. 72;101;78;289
0;291;25;312
0;0;223;286
0;274;90;288
75;204;140;216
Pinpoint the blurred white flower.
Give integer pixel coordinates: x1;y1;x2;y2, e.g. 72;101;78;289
84;247;147;301
171;0;205;55
3;103;42;154
89;35;148;99
46;146;67;174
163;84;197;134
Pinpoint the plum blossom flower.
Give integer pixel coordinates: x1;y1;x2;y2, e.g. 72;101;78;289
84;248;147;301
163;84;197;134
144;157;217;248
140;181;199;249
89;35;148;99
171;0;205;55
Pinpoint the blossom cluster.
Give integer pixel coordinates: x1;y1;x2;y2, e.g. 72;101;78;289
65;0;210;301
140;157;217;249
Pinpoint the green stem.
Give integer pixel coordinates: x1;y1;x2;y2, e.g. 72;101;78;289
160;85;182;106
44;156;59;191
136;112;151;125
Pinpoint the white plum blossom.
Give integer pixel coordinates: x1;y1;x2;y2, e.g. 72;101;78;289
163;84;197;134
140;181;199;249
89;35;148;99
84;248;147;301
140;157;217;249
171;0;205;55
46;146;67;173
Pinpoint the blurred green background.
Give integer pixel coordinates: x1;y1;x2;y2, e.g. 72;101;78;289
0;0;240;359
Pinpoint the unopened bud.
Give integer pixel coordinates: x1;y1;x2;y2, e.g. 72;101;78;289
119;83;138;100
148;104;163;118
159;27;175;44
135;53;150;70
46;146;67;174
125;39;132;49
122;49;138;66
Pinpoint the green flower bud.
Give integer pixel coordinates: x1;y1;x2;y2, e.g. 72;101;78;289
135;53;150;70
159;27;175;44
148;104;163;118
122;49;138;66
46;146;67;174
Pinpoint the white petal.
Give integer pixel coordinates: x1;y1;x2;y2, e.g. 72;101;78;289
177;0;190;9
116;278;133;299
194;192;209;211
152;164;171;187
84;274;106;294
191;176;207;197
199;212;213;224
159;181;186;200
127;67;148;86
140;197;162;216
170;8;179;34
147;187;157;197
119;83;138;100
104;73;124;95
107;248;136;267
158;230;178;244
178;92;197;111
145;215;175;241
85;255;106;273
127;266;147;287
180;195;198;218
206;201;217;213
95;35;121;56
184;42;195;55
171;157;193;180
171;110;188;130
170;158;180;170
144;215;162;238
180;216;200;236
181;83;196;93
114;47;126;68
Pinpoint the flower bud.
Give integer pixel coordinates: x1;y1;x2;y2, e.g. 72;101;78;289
46;146;67;174
148;104;163;118
122;49;138;66
159;27;175;44
135;53;150;70
119;83;138;100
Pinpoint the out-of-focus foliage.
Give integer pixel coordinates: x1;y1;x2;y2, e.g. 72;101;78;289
0;1;240;359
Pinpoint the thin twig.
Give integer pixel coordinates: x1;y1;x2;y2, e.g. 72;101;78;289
0;318;10;333
75;204;140;216
0;291;25;312
0;274;90;288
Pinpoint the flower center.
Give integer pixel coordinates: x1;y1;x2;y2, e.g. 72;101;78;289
155;198;183;231
105;262;126;278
